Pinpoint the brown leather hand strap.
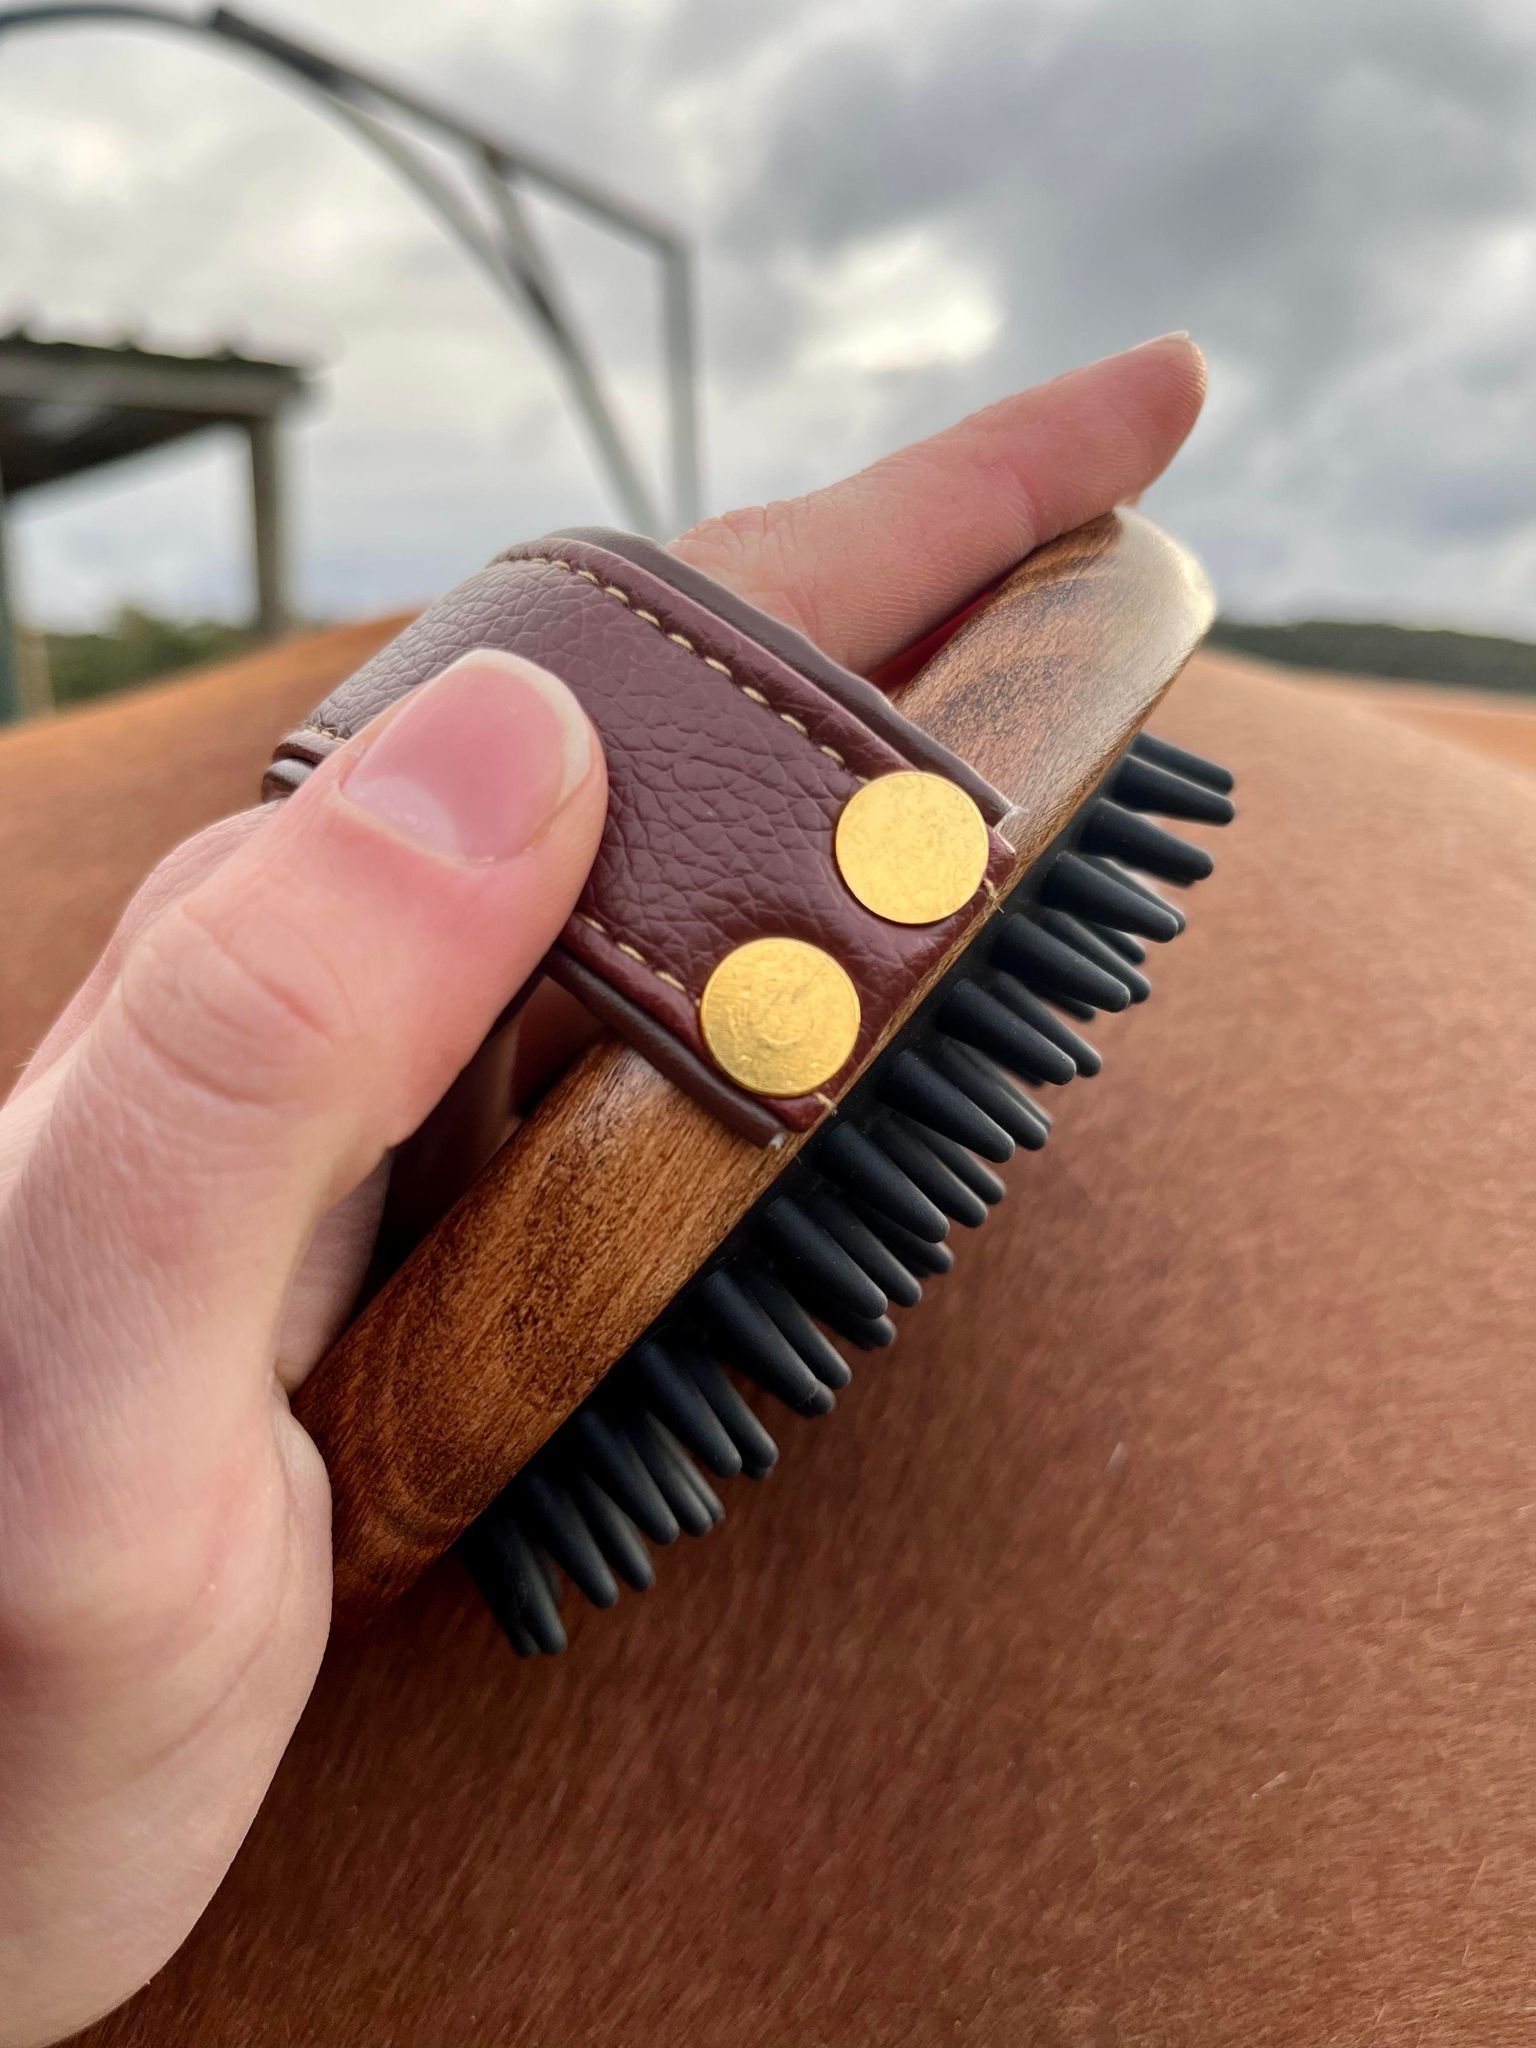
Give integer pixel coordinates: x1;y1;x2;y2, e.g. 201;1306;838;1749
265;528;1014;1141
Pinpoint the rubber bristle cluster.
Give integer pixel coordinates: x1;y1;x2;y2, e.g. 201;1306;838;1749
460;733;1234;1654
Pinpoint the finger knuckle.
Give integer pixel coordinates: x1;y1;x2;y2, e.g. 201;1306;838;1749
672;499;821;640
117;812;270;953
118;890;360;1118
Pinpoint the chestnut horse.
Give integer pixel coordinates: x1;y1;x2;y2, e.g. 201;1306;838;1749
2;629;1532;2045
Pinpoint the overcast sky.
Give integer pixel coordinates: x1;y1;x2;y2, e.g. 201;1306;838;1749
3;0;1535;637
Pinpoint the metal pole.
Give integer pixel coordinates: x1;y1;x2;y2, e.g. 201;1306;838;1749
475;156;665;537
247;415;288;639
240;0;707;534
0;1;705;533
327;94;666;535
662;242;702;533
207;6;685;252
0;465;23;724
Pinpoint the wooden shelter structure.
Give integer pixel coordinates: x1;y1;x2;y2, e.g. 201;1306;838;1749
0;326;309;720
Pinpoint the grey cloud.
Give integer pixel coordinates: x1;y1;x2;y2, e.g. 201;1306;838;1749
687;0;1536;623
3;0;1536;634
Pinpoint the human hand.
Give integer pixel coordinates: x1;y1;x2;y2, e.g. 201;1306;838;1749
0;333;1203;2046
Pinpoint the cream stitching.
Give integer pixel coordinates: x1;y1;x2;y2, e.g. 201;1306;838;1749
300;550;882;1045
524;547;880;1033
525;552;868;783
579;912;692;1000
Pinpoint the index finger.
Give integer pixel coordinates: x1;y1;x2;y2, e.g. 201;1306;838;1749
671;333;1206;673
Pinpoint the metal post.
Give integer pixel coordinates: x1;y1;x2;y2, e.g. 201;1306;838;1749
476;155;665;537
0;5;705;535
663;242;702;533
247;414;288;639
0;467;22;725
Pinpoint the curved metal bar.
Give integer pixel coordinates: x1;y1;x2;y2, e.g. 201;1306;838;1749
324;101;664;535
0;3;185;27
0;0;698;533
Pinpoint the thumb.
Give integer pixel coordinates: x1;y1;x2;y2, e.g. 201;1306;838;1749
9;648;605;1462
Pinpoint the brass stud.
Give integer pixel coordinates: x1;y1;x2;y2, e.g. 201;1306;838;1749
835;771;990;925
699;937;861;1098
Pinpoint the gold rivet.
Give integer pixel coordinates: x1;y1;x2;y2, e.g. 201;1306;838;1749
835;771;990;925
699;937;861;1097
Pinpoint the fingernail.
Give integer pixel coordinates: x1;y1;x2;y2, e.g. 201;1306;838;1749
341;649;594;862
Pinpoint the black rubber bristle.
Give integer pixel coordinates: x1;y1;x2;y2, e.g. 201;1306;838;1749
628;1414;725;1533
566;1405;679;1545
821;1309;898;1350
1053;993;1099;1023
874;1116;992;1229
568;1470;655;1591
462;1518;566;1656
741;1265;854;1390
1080;798;1215;887
807;1187;924;1308
930;1042;1053;1150
697;1268;836;1416
988;912;1132;1013
516;1468;621;1609
1036;911;1152;1001
679;1349;779;1479
626;1339;744;1478
920;1129;1007;1208
879;1047;1015;1162
817;1120;950;1242
986;974;1102;1078
1087;921;1149;967
849;1201;957;1277
1111;750;1236;826
758;1196;888;1325
1131;729;1235;793
1043;852;1182;941
941;980;1078;1085
463;728;1233;1652
1083;856;1187;935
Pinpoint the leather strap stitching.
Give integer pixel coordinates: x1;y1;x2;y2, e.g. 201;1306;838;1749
524;553;863;779
280;729;703;999
578;912;691;998
286;546;918;1068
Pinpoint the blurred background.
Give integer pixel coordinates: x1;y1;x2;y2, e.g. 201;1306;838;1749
0;0;1533;734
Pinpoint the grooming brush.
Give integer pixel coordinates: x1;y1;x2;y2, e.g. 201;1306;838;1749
461;727;1232;1653
264;510;1231;1655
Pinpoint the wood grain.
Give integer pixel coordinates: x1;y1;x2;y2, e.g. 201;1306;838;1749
902;508;1214;851
293;510;1215;1623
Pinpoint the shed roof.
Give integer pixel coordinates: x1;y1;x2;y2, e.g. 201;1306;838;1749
0;329;310;496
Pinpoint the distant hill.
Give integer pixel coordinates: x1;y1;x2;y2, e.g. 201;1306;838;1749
39;607;256;708
1208;618;1536;698
25;606;1536;711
